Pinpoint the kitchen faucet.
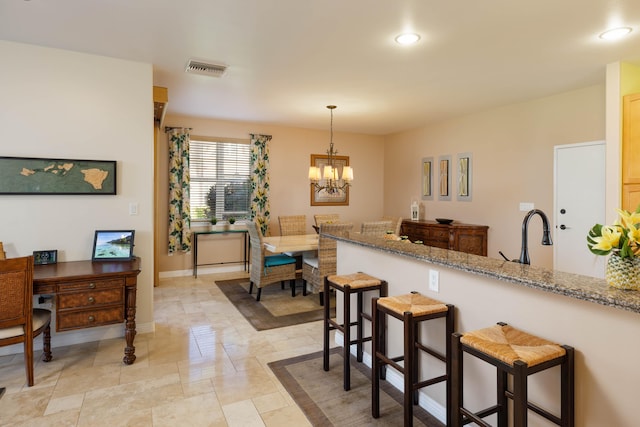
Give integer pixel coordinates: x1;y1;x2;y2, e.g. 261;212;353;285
517;209;553;265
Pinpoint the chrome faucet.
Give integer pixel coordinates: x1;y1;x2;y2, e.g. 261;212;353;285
518;209;553;265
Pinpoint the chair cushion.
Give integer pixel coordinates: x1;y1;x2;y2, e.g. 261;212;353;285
264;254;296;267
0;309;51;340
303;257;318;268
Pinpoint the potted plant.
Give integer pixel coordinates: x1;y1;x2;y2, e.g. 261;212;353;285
587;205;640;289
209;217;218;231
228;216;236;230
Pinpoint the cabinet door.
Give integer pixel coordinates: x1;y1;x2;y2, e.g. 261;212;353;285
623;94;640;184
452;228;488;256
623;183;640;212
401;222;428;242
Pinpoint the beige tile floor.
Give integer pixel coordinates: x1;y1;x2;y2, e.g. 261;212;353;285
0;271;326;426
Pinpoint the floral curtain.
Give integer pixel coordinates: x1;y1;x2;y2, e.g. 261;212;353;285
250;134;272;236
168;128;191;254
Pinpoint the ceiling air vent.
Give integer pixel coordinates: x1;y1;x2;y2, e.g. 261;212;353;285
185;59;227;77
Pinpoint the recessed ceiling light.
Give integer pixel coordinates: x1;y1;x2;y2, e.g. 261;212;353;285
599;27;632;40
395;33;421;45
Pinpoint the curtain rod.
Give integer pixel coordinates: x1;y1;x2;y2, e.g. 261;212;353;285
164;126;193;132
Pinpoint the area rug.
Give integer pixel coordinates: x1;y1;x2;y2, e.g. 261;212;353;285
269;348;444;426
215;278;335;331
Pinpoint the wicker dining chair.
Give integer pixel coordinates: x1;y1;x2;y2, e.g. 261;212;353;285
278;215;307;236
381;216;403;236
313;213;340;227
0;256;52;387
246;221;297;301
360;220;394;236
302;222;354;305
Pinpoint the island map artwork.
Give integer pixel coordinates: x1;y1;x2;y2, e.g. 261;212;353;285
0;156;116;194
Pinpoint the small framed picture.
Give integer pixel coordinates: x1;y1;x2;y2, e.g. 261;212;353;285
421;157;433;200
456;152;473;201
91;230;135;261
33;250;58;265
438;155;452;201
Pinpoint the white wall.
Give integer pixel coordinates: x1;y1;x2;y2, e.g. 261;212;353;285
0;41;155;348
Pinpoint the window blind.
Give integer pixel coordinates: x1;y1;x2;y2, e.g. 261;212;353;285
189;139;251;221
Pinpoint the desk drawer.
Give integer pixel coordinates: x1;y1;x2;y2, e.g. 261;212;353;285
57;278;124;293
57;306;124;331
57;287;124;309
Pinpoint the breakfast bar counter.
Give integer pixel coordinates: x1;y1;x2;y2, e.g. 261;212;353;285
326;231;640;427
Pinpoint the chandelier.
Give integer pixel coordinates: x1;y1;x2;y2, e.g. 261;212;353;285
308;105;354;194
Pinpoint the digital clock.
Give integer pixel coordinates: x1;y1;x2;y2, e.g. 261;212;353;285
33;250;58;265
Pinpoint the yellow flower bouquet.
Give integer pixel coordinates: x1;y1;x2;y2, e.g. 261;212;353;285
587;205;640;289
587;206;640;259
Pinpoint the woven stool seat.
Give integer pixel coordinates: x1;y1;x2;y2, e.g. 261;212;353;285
377;292;449;317
461;324;566;367
326;272;382;289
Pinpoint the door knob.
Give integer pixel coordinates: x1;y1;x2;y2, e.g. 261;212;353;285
559;224;569;230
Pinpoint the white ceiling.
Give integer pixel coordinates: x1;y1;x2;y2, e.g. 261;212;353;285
2;0;640;135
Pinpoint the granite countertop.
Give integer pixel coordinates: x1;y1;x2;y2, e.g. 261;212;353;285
327;232;640;315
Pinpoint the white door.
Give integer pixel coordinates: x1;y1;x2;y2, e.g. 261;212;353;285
554;141;606;277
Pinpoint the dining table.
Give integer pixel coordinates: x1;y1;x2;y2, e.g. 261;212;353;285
262;233;319;254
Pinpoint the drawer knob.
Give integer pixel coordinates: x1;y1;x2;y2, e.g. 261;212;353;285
88;315;95;322
88;283;96;289
88;296;95;303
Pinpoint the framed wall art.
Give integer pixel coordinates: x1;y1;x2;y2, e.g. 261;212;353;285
0;156;116;195
456;152;473;201
309;154;350;206
421;157;433;200
438;155;452;201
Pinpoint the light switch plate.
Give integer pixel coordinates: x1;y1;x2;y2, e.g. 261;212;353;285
519;202;534;211
429;269;439;292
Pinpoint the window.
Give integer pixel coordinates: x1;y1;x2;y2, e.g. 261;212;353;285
189;138;251;222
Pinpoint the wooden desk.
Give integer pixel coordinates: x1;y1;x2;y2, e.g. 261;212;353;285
33;258;141;365
263;234;319;253
192;229;248;278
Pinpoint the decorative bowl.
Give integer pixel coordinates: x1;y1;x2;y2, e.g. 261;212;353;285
435;218;454;225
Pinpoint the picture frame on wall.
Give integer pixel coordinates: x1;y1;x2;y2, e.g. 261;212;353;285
456;152;473;201
0;156;116;195
421;157;433;200
438;155;452;201
309;154;350;206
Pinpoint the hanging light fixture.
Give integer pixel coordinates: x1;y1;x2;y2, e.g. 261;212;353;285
309;105;354;194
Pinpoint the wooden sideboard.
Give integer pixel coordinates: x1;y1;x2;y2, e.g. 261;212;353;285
401;220;488;256
33;258;141;364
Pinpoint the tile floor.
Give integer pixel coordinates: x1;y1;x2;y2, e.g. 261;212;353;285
0;271;325;426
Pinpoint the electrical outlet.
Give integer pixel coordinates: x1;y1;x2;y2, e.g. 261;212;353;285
429;269;439;292
519;202;534;211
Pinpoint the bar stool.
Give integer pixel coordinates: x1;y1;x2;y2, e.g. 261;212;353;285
324;272;387;391
372;292;454;427
451;322;574;427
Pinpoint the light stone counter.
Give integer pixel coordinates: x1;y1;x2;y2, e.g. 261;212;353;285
329;232;640;314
